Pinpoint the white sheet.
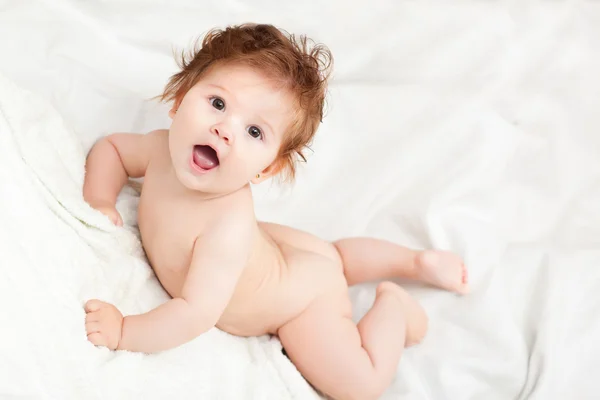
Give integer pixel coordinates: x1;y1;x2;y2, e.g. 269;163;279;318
1;1;600;399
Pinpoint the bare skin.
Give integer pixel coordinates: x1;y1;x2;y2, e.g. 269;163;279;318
83;64;468;400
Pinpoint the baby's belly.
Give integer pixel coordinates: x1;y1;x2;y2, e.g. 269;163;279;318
217;241;349;337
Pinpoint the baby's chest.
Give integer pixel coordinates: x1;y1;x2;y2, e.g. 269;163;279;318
139;198;192;269
137;181;203;271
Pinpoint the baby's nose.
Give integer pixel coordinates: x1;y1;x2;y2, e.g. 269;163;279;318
211;125;233;144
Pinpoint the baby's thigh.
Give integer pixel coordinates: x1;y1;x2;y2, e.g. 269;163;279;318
277;297;377;400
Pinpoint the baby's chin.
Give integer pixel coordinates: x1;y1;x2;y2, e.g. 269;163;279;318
173;167;209;192
173;167;249;195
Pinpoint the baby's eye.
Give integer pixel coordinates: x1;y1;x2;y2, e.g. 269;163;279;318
210;97;225;111
247;126;263;139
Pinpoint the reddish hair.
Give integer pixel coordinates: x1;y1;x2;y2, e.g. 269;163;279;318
159;23;333;182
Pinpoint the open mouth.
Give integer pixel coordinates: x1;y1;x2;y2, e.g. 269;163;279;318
191;144;220;172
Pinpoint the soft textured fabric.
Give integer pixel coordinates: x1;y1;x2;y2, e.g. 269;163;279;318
1;1;600;399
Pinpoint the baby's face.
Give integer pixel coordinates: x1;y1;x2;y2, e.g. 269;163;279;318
167;63;294;194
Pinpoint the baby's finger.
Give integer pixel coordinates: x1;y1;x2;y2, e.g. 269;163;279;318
87;332;107;347
85;312;100;323
85;321;101;334
84;299;104;313
115;213;123;227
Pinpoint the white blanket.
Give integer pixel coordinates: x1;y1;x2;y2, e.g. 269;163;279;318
2;1;600;399
0;73;317;399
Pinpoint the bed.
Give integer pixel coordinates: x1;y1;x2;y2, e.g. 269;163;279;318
1;1;599;399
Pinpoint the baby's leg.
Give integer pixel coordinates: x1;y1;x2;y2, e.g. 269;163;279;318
333;237;469;294
278;282;427;400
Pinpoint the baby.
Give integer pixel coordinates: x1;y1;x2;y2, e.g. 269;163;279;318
82;23;468;400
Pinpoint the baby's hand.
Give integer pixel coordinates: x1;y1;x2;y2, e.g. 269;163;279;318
92;203;123;226
85;300;124;350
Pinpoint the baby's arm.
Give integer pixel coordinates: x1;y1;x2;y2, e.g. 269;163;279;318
83;131;160;224
85;217;252;353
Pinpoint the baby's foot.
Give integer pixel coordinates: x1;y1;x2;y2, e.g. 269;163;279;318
376;281;428;346
415;250;469;294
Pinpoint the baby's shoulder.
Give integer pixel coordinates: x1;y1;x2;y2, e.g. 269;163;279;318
214;192;254;225
207;190;256;233
146;128;169;150
147;128;169;139
141;129;170;165
198;205;256;258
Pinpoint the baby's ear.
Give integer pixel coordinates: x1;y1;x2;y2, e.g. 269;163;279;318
251;158;286;184
168;98;183;119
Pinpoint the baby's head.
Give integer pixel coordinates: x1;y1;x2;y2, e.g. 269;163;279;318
160;23;332;194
